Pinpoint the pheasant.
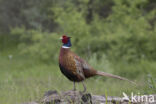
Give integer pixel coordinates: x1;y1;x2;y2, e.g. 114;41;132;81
59;35;135;92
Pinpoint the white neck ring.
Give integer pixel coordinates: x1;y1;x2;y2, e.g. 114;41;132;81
62;46;70;48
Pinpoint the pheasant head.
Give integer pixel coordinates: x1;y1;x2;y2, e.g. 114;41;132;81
60;35;72;48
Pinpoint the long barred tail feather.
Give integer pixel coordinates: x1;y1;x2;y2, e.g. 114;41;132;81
96;71;136;85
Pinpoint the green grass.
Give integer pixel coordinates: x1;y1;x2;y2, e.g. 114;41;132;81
0;51;155;104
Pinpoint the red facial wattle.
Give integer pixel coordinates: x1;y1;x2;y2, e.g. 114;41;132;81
62;38;68;44
62;35;69;44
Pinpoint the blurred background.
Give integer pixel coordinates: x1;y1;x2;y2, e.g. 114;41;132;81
0;0;156;103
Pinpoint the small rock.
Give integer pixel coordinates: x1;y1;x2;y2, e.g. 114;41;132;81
44;90;58;97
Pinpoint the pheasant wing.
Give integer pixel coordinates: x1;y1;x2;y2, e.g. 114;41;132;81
74;55;97;78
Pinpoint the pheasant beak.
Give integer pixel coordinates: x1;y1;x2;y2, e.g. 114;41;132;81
59;37;63;40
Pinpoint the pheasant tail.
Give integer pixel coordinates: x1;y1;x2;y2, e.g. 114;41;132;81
96;71;136;85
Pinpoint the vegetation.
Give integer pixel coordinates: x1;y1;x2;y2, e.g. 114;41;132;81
0;0;156;104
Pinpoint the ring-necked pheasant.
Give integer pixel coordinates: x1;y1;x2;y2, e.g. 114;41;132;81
59;35;135;92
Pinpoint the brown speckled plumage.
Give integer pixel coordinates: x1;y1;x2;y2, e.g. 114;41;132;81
59;48;97;82
58;35;136;92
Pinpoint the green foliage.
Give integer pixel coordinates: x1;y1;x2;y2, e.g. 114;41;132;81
88;54;113;73
0;0;155;62
102;0;156;61
147;74;156;90
0;0;55;32
143;74;156;94
10;27;60;62
51;0;156;62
